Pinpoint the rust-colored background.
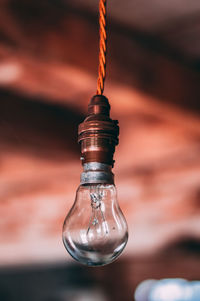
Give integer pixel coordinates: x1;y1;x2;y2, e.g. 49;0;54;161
0;1;200;300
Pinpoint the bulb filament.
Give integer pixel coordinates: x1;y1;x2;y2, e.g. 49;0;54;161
87;186;108;235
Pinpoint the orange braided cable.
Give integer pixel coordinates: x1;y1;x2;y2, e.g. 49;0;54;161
96;0;107;95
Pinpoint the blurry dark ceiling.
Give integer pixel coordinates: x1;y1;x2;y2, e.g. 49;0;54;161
0;0;200;112
72;0;200;62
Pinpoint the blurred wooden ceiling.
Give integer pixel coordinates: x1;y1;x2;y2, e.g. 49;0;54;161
0;0;200;266
0;0;200;112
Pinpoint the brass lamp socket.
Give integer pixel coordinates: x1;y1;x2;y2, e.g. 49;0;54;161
78;95;119;167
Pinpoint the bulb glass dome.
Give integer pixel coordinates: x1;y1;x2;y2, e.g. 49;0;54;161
63;183;128;266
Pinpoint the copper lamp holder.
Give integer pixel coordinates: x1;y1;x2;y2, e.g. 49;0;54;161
78;95;119;167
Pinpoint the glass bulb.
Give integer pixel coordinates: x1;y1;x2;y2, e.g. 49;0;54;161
62;183;128;266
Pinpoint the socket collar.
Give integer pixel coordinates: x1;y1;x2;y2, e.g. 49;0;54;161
78;95;119;166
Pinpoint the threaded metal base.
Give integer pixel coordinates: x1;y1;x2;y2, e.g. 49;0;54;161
80;162;114;185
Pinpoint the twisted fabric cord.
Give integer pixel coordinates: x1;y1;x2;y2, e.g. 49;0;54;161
96;0;107;95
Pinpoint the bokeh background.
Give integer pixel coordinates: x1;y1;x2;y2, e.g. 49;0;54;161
0;1;200;300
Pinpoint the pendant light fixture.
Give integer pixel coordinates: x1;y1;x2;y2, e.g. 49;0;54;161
62;0;128;266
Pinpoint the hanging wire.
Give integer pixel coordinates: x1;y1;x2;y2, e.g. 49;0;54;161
96;0;107;95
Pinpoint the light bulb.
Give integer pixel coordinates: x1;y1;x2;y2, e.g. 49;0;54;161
62;95;128;266
62;163;128;266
